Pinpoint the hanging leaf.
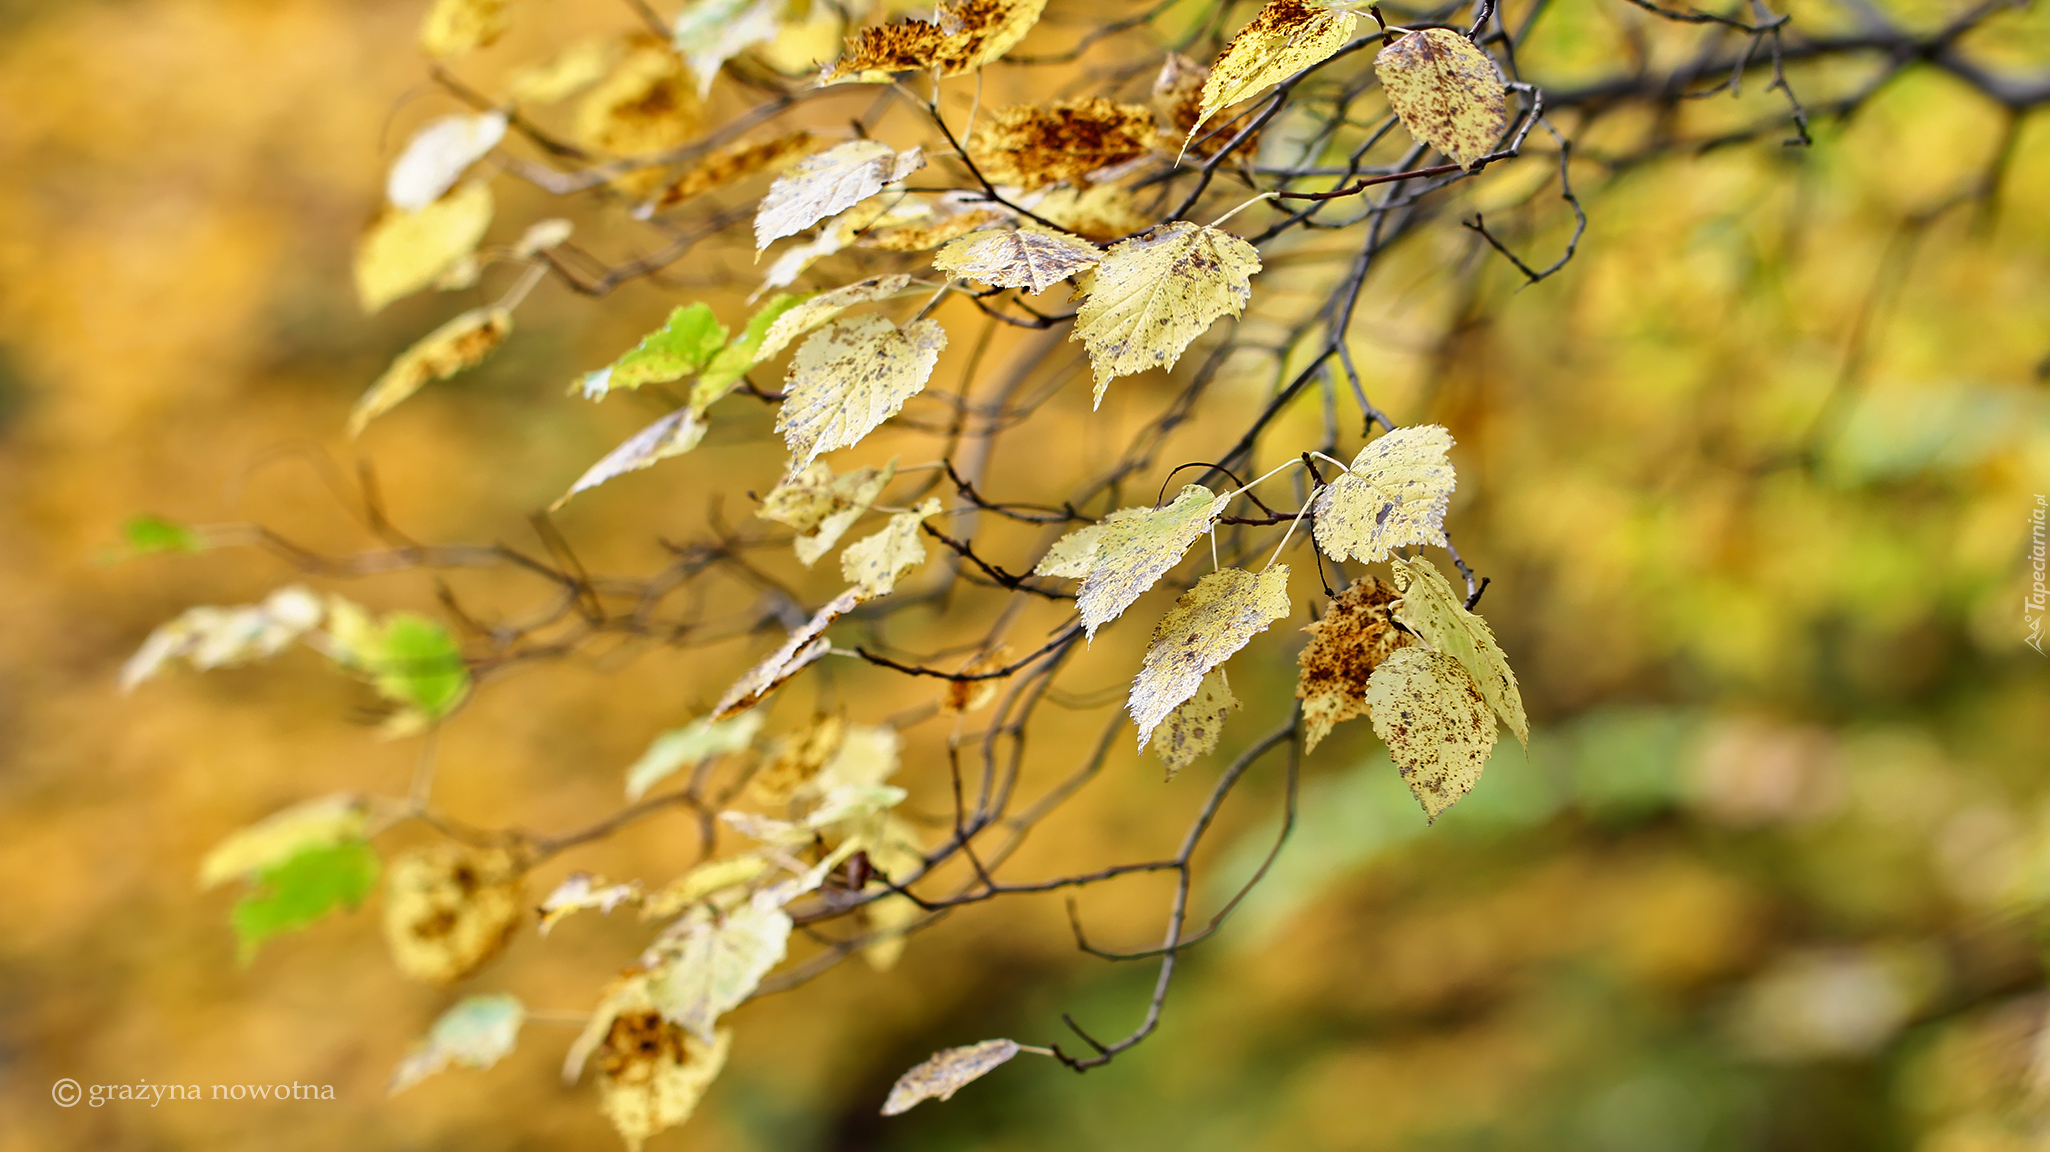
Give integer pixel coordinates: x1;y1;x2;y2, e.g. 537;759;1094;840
858;194;1004;252
881;1039;1024;1115
1153;670;1240;778
759;459;897;566
657;131;815;209
749;715;848;806
553;407;708;508
606;304;730;393
841;497;942;596
1033;484;1231;638
1072;222;1260;406
625;711;765;800
1374;27;1509;169
387;112;508;212
390;994;526;1095
1295;576;1410;751
642;855;774;919
230;840;380;962
1387;555;1528;748
382;845;525;985
1310;425;1456;564
354;182;494;313
646;896;793;1042
349;306;512;436
754;141;925;250
420;0;512;57
565;974;730;1150
1366;646;1497;819
691;292;810;410
199;793;375;889
777;316;946;473
755;274;919;363
712;587;864;718
1128;566;1291;750
965;98;1161;189
824;0;1047;82
933;226;1101;295
671;0;782;97
121;585;325;691
538;873;646;935
940;645;1013;714
1193;0;1358;142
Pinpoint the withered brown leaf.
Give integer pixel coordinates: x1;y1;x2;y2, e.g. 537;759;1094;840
966;98;1161;190
1296;576;1410;752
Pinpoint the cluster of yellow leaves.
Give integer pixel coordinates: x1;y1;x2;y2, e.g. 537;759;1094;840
565;975;731;1152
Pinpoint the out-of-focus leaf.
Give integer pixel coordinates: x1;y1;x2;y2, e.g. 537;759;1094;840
933;226;1101;295
330;609;471;722
553;407;707;508
1025;183;1150;242
642;856;773;919
624;711;765;800
387;112;508;212
1374;27;1508;169
1129;567;1291;750
509;38;619;104
575;45;703;165
564;973;730;1149
759;459;897;566
511;218;573;256
965;98;1160;189
199;793;374;889
823;0;1047;82
538;873;645;935
355;182;494;312
841;497;941;596
600;304;729;394
1388;555;1527;748
645;897;792;1043
712;587;864;718
1154;670;1240;778
121;585;325;691
749;715;847;806
122;514;207;556
349;306;512;436
1072;222;1259;405
382;845;524;985
231;840;379;962
777;316;946;473
754;140;924;250
940;645;1013;714
657;132;814;209
1296;576;1409;751
881;1039;1023;1115
1310;425;1457;563
1033;484;1231;637
1193;0;1357;143
1367;645;1497;820
389;993;526;1094
420;0;511;57
672;0;781;97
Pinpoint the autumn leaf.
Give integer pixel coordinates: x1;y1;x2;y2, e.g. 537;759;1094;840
1295;576;1409;751
1153;670;1241;778
754;274;920;363
754;140;925;250
1310;424;1457;563
777;315;946;473
512;218;573;256
641;856;773;919
509;38;619;104
713;587;864;718
603;304;729;393
1193;0;1358;143
538;873;645;935
382;845;525;985
1072;222;1260;406
553;407;707;508
388;112;507;212
671;0;781;98
1033;484;1231;637
1026;184;1151;242
1374;27;1509;169
759;459;897;566
1128;566;1292;751
198;793;375;889
355;182;494;312
646;896;793;1043
575;44;704;183
841;497;941;596
390;994;526;1095
881;1039;1026;1115
566;974;730;1150
692;292;810;410
122;585;326;691
749;715;848;806
940;645;1013;713
824;0;1047;82
858;194;1004;252
1366;646;1497;819
230;840;380;962
657;132;814;209
421;0;511;57
966;98;1161;189
349;306;512;436
322;602;471;726
933;226;1101;295
625;711;764;800
1387;555;1527;748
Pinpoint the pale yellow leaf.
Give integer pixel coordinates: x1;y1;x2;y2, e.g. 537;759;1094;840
1153;670;1240;778
552;407;706;508
823;0;1046;82
198;793;372;889
1034;484;1231;637
712;587;864;718
965;98;1160;189
1374;27;1509;169
123;585;326;692
1072;222;1260;405
1193;0;1357;141
387;112;507;212
642;855;774;919
389;993;525;1095
1310;424;1456;563
672;0;782;97
1387;555;1528;748
645;895;792;1042
1295;576;1409;751
756;274;920;362
777;315;946;472
1366;645;1497;819
841;497;941;596
858;883;923;971
1129;566;1291;749
566;976;729;1152
881;1039;1023;1114
538;873;645;935
625;711;765;800
575;45;704;171
754;140;925;249
382;845;525;985
355;182;494;313
508;38;619;104
349;306;512;436
933;226;1101;295
1024;183;1150;242
748;714;846;806
512;217;574;256
421;0;511;57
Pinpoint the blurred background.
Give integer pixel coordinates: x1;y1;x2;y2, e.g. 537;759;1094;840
1;0;2048;1149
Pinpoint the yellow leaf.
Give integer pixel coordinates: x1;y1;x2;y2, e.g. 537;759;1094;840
756;273;921;362
858;883;923;970
823;0;1047;82
575;44;704;168
348;306;512;437
354;182;494;313
1388;555;1528;748
641;855;774;919
1033;484;1230;637
1071;221;1260;406
625;711;765;800
933;226;1101;295
750;715;847;806
1025;183;1150;242
840;496;941;596
512;217;574;256
1366;646;1497;819
1310;424;1457;563
965;98;1160;189
1295;576;1410;751
538;873;645;935
1128;566;1292;749
420;0;511;57
646;895;793;1042
565;974;730;1151
754;140;925;250
198;793;373;890
657;131;815;209
1374;27;1509;169
121;585;325;691
1193;0;1358;143
712;587;864;718
1153;670;1241;778
881;1039;1024;1114
508;38;621;105
760;459;899;566
386;112;507;212
553;407;707;508
777;315;946;472
382;845;525;985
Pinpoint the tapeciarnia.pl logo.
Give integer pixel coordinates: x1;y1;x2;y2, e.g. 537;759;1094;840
2027;494;2046;656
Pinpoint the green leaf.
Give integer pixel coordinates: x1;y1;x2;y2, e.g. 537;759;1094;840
370;612;470;719
691;293;807;411
390;993;527;1094
610;304;729;392
123;515;207;556
231;840;380;962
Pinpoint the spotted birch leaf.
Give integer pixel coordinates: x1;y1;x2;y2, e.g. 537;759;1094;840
1072;222;1259;406
713;587;864;718
1387;555;1527;749
658;131;814;209
824;0;1047;82
1193;0;1358;141
539;874;645;935
564;973;730;1150
603;304;729;393
1295;576;1409;751
881;1039;1023;1115
1153;670;1240;779
1310;425;1456;563
933;226;1101;295
1035;484;1230;637
755;274;918;363
553;407;707;508
231;840;380;962
122;585;325;691
672;0;781;97
841;497;941;596
199;793;374;889
1374;27;1509;169
390;994;526;1095
759;460;897;566
382;845;524;985
349;306;512;436
754;141;925;250
1129;566;1291;750
625;711;765;800
387;113;507;212
1367;646;1496;819
777;316;945;473
965;98;1160;189
420;0;511;56
646;896;792;1043
355;182;494;312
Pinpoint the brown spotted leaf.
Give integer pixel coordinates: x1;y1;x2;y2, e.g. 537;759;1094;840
1374;27;1509;169
565;974;730;1150
657;131;814;209
1153;670;1241;778
1295;577;1410;751
754;141;925;250
1193;0;1358;143
756;274;922;363
841;497;942;596
1366;646;1497;819
881;1039;1024;1115
1072;222;1260;406
382;845;525;985
966;98;1160;189
1034;484;1231;637
777;315;946;472
1129;567;1291;750
933;226;1101;295
1387;555;1528;749
825;0;1047;82
1310;424;1456;563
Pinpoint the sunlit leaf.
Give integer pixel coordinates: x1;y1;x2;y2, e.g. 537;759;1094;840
231;840;379;962
1072;222;1260;406
538;873;645;935
1154;670;1240;778
754;274;919;363
382;845;524;985
965;98;1160;189
420;0;511;57
1374;26;1509;169
327;608;471;722
349;306;512;436
693;292;810;410
604;304;730;393
553;407;707;508
1129;566;1291;750
881;1039;1024;1115
754;140;925;250
121;585;325;691
1387;555;1527;748
1310;425;1456;564
933;226;1101;295
390;993;526;1094
841;496;941;596
1296;576;1409;751
1193;0;1357;143
824;0;1047;82
387;112;508;212
624;711;765;800
355;182;494;313
1033;484;1231;638
1366;645;1497;819
712;587;864;718
646;896;792;1043
777;315;946;473
759;459;897;566
199;793;376;890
